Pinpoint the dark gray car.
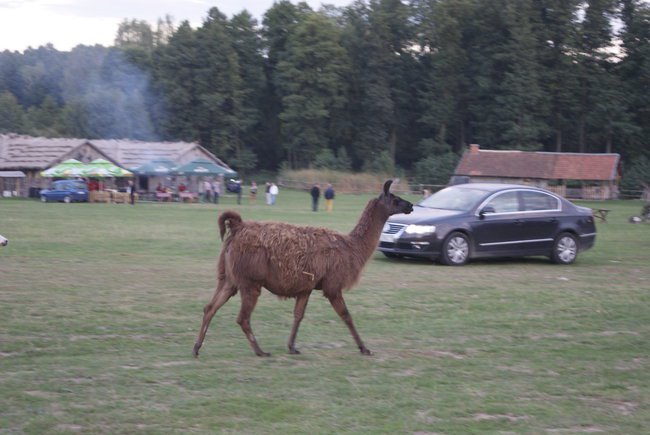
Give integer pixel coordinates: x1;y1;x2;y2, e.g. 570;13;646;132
378;183;597;266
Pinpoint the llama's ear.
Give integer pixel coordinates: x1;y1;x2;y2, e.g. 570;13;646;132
383;180;393;195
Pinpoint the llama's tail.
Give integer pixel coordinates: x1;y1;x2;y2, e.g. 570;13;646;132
218;210;243;240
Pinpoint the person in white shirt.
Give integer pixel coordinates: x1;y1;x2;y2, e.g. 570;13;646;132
269;183;279;205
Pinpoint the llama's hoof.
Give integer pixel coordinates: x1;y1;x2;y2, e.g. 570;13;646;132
192;343;201;358
256;351;271;357
288;348;301;355
360;347;372;356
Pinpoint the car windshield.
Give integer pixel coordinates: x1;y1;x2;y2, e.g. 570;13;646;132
418;186;488;211
53;181;86;189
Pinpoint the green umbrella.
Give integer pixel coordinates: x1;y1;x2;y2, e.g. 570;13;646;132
173;159;237;177
40;159;86;178
131;159;177;176
82;159;133;178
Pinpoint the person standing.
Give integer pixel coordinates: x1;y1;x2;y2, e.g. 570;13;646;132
310;183;320;212
203;179;213;203
249;181;257;204
324;183;335;212
198;179;205;202
212;178;221;204
269;182;279;205
236;179;243;205
265;182;272;205
128;179;136;205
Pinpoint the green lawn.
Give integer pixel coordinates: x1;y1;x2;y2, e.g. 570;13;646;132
0;192;648;433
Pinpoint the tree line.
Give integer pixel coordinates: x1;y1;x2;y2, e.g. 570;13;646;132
0;0;648;187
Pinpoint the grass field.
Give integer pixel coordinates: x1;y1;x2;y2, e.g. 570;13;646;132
1;191;648;434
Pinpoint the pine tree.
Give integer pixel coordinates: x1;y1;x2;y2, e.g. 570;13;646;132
275;12;349;168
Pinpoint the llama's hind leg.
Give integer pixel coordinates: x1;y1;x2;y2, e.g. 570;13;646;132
237;286;270;357
287;291;311;354
193;284;236;357
327;292;372;355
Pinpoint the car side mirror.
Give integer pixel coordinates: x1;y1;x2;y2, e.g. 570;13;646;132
479;206;496;219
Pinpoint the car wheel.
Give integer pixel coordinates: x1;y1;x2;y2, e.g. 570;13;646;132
41;195;48;203
551;232;578;265
63;196;71;204
441;232;470;266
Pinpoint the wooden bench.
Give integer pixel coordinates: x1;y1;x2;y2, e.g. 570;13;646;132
592;208;611;223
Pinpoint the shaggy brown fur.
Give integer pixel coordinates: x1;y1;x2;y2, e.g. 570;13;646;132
193;180;413;357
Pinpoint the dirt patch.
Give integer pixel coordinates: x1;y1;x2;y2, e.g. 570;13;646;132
152;360;192;368
546;426;607;433
55;424;84;432
473;413;529;422
0;351;18;357
421;349;466;359
25;390;58;399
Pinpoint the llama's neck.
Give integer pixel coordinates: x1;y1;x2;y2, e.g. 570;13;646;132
348;199;389;260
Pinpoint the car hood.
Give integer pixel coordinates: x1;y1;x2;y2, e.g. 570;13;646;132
387;205;465;225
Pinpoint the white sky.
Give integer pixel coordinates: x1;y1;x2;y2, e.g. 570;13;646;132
0;0;354;52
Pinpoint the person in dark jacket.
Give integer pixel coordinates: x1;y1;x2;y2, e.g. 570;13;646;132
324;183;335;212
310;183;320;212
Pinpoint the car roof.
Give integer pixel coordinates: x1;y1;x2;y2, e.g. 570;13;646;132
450;183;550;193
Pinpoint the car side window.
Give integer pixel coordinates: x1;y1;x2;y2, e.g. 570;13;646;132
486;191;519;213
520;191;558;211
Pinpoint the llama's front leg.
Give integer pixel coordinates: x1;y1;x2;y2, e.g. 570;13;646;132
287;292;311;354
327;293;372;355
237;286;270;357
193;284;236;357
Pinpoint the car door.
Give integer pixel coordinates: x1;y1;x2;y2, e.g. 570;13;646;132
515;190;562;253
49;182;66;201
471;190;528;255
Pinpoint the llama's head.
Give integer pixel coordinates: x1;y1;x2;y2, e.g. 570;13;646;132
380;180;413;216
0;235;7;247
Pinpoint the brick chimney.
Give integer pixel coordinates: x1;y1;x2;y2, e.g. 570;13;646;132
469;144;480;153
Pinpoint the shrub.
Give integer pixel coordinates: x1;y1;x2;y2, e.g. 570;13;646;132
413;152;459;185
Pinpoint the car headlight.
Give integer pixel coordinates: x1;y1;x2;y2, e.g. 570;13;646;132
404;224;436;235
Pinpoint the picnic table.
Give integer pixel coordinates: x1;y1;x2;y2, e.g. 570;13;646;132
179;192;198;203
156;192;173;202
592;208;611;223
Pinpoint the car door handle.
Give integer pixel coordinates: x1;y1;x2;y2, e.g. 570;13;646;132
515;219;524;225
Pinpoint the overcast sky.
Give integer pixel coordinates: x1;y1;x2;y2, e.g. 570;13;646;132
0;0;353;53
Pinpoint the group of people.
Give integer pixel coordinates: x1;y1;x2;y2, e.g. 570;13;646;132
310;183;335;212
137;179;337;211
199;178;223;204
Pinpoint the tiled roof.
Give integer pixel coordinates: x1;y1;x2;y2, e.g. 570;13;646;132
0;134;232;171
455;145;620;181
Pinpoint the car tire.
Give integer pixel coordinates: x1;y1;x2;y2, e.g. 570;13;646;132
41;195;48;203
551;232;578;265
63;196;71;204
440;232;470;266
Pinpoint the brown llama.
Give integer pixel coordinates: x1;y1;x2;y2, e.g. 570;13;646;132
193;180;414;357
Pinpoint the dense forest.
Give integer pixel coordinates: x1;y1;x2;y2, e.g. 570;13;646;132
0;0;648;188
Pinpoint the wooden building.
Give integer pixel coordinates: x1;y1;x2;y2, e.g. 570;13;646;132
452;144;621;199
0;134;233;197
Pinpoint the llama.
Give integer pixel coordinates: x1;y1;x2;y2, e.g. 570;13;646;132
0;234;7;247
193;180;413;357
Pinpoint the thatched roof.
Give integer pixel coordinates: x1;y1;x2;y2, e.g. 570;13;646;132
0;134;87;170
